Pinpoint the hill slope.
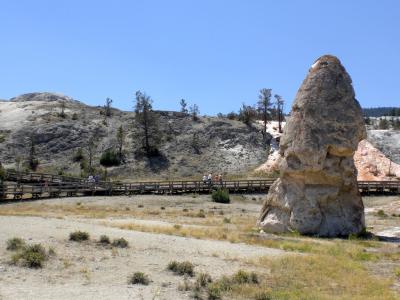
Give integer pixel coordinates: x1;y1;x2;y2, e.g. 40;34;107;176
0;93;269;180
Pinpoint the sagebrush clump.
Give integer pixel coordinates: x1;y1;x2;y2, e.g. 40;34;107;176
11;243;50;268
69;231;90;242
99;235;110;245
6;237;26;251
212;188;230;204
167;260;195;276
128;272;150;285
112;237;129;248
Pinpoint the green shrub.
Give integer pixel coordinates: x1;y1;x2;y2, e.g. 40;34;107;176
207;276;232;299
69;231;90;242
73;148;85;162
112;238;129;248
99;235;110;245
196;272;212;288
100;149;121;167
254;291;272;300
12;244;48;268
232;270;259;284
205;271;260;299
167;260;195;276
376;209;387;217
196;210;206;218
0;163;5;181
6;237;26;251
212;188;230;204
223;217;231;223
128;272;150;285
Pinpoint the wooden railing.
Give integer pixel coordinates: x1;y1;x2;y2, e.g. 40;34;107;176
1;171;399;201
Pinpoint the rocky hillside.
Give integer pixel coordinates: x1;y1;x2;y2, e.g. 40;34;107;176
0;93;269;180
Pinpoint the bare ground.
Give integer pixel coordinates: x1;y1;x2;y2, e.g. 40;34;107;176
0;194;399;299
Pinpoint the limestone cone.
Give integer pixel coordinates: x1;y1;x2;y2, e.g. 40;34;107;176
258;55;366;237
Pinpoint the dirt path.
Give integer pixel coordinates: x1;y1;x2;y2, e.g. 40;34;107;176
0;216;284;300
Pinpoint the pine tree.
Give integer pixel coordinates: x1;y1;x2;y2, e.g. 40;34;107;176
28;135;39;171
116;125;125;162
104;98;113;117
189;104;200;121
274;94;284;133
180;99;188;114
134;91;162;157
257;88;273;145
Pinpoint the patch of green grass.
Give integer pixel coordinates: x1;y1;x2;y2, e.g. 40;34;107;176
167;260;195;277
69;231;89;242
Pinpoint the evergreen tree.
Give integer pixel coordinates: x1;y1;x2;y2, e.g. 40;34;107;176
28;135;39;171
180;99;188;114
134;91;162;157
116;125;125;162
239;103;257;125
189;104;200;121
104;97;113;117
274;94;284;133
378;118;389;129
257;88;273;145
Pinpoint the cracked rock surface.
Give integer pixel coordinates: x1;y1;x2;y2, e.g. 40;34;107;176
258;55;366;237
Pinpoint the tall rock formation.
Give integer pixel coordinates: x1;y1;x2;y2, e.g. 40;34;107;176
258;55;366;237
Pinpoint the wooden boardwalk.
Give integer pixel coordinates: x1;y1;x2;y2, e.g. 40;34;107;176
1;171;400;201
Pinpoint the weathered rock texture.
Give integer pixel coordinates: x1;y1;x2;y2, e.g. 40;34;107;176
258;55;367;237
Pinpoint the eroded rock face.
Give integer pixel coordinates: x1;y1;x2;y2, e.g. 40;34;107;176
258;55;366;237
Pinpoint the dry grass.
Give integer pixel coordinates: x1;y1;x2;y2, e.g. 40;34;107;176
1;196;399;299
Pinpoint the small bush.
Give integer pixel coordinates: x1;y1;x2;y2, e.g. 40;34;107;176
196;272;212;288
223;217;231;224
112;238;129;248
99;235;110;245
204;271;260;299
6;237;26;251
207;276;232;299
376;209;387;217
196;211;206;218
73;148;85;162
395;268;400;277
232;270;259;284
69;231;89;242
167;261;195;277
254;291;272;300
212;188;230;204
12;244;48;268
100;149;121;167
128;272;150;285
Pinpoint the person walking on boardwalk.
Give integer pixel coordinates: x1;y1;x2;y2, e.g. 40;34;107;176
218;174;223;186
202;174;207;184
207;173;212;186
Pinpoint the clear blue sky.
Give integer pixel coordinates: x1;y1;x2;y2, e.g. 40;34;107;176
0;0;399;114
